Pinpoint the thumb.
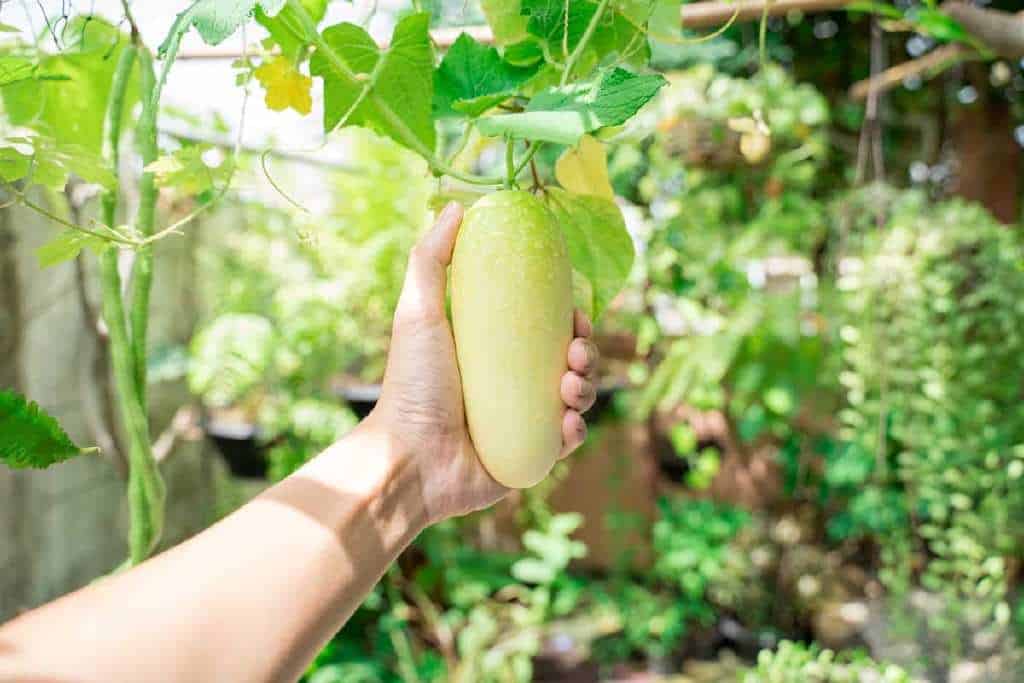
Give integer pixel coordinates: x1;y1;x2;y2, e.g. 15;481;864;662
395;202;464;324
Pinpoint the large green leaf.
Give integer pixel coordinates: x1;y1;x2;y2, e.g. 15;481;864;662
521;0;596;49
0;135;115;191
0;390;93;469
0;145;31;184
545;187;634;319
2;17;135;156
170;0;287;48
433;33;538;118
477;67;665;145
310;13;435;153
0;57;33;87
518;0;648;66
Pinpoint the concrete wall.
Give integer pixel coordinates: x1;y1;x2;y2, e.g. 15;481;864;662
0;200;224;621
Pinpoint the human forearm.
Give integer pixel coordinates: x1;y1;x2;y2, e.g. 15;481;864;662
0;416;427;683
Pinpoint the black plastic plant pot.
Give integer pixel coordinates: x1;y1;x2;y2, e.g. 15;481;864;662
337;383;623;423
204;420;268;479
335;384;382;420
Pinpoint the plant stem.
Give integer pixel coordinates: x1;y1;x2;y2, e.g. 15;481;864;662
99;43;166;564
560;0;612;86
100;250;166;564
128;48;159;403
759;0;771;67
504;137;515;189
512;141;541;179
13;193;137;245
286;0;505;186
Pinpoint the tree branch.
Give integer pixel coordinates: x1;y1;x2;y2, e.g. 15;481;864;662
681;0;854;30
849;43;971;101
152;405;200;464
942;1;1024;59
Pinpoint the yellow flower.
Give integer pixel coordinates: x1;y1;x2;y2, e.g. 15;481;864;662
254;56;313;115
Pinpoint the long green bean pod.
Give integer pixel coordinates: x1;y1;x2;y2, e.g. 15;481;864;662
99;43;166;564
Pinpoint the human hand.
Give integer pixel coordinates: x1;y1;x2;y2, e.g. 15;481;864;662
367;201;599;523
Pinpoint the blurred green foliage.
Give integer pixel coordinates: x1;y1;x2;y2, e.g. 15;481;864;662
189;128;431;477
835;188;1024;666
743;640;911;683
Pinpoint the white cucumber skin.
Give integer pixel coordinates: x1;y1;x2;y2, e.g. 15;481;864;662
451;190;573;488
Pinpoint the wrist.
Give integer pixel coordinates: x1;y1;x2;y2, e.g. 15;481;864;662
301;416;430;539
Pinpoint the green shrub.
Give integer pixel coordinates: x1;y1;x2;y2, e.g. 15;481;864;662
744;641;912;682
836;189;1024;663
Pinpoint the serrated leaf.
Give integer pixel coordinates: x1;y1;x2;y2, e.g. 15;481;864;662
175;0;286;48
311;13;435;152
0;390;93;469
36;229;111;268
145;144;234;195
546;187;634;319
434;33;537;118
555;134;614;199
478;67;665;145
255;55;313;114
481;0;530;46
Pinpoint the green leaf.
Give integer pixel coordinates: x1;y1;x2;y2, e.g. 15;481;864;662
2;18;136;156
912;8;968;43
0;390;93;469
511;557;558;584
145;145;234;195
174;0;287;48
0;57;34;87
0;22;21;33
503;39;545;66
477;67;666;145
311;13;435;152
519;0;648;67
481;0;530;45
545;188;634;319
36;229;112;268
521;0;596;50
434;33;538;118
2;135;116;191
845;1;905;20
256;0;327;60
0;145;31;183
189;314;277;408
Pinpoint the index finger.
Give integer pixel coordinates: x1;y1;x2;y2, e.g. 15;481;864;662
573;309;593;338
